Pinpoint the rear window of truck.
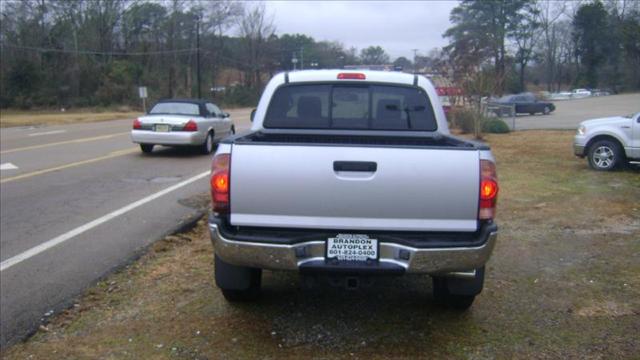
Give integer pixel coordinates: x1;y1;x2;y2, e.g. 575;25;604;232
264;84;437;131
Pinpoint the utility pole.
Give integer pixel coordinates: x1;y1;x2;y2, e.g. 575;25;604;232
300;47;304;70
412;49;419;74
196;16;201;99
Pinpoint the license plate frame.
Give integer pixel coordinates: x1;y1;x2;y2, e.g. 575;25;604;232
326;234;379;262
155;124;170;132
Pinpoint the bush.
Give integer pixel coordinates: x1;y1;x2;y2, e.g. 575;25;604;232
450;108;479;134
482;117;511;133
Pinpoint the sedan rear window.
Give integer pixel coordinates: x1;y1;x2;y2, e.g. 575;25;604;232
264;84;437;131
150;102;200;116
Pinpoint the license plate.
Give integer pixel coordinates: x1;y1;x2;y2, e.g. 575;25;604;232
327;234;378;262
155;124;170;132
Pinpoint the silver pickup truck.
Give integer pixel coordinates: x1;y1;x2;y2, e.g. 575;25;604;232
208;70;499;309
574;112;640;171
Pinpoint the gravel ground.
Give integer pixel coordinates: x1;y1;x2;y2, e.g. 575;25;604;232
2;131;639;359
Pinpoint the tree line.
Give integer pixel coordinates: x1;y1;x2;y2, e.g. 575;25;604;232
442;0;640;96
1;0;639;110
0;0;395;109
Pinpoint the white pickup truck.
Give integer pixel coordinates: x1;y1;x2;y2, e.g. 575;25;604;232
574;112;640;170
208;70;499;309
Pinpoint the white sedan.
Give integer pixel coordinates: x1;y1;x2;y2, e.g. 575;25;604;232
131;99;235;154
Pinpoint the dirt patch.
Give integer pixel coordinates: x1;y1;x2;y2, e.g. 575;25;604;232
576;301;635;317
2;130;639;359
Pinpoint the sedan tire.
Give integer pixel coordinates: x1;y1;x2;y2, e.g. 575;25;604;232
543;106;551;115
587;139;623;171
200;132;214;155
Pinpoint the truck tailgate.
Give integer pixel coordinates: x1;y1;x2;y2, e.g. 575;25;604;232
230;144;480;232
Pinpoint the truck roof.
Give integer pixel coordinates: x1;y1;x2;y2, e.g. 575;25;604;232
284;69;418;85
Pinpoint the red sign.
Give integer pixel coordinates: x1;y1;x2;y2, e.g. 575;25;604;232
436;87;464;96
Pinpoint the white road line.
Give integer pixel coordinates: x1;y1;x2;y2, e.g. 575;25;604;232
28;130;67;137
0;163;19;170
0;170;210;272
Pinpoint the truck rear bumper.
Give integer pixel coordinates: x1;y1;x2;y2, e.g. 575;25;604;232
209;217;498;275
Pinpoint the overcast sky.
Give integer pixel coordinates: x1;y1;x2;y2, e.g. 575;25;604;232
265;1;459;60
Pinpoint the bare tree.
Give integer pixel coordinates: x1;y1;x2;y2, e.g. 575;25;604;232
237;3;275;89
536;0;567;91
193;0;243;89
513;4;539;92
51;0;88;99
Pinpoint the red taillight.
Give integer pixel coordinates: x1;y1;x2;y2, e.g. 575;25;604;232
337;73;366;80
211;153;230;213
133;118;142;129
480;180;498;200
183;119;198;132
479;159;498;220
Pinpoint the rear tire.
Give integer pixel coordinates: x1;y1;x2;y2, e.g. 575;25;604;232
432;267;484;310
587;139;623;171
433;279;476;310
215;255;261;302
200;132;214;155
221;288;261;302
140;144;154;153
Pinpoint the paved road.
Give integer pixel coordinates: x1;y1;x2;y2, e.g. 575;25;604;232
0;108;252;345
509;93;640;130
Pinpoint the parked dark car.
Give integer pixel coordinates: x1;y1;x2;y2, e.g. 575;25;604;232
494;93;555;115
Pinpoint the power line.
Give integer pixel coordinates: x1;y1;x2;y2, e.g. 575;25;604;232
2;42;327;57
2;42;298;70
0;43;197;56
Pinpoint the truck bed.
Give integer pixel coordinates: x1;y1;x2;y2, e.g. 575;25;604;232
227;131;487;150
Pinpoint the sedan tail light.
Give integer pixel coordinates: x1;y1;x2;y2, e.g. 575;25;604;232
211;153;230;213
183;119;198;132
479;159;498;220
133;118;142;129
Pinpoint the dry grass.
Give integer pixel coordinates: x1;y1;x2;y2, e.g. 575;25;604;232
0;109;141;128
2;131;639;359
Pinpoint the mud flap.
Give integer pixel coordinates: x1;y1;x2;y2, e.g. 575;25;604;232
214;255;260;291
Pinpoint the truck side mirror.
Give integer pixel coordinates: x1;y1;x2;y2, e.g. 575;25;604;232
250;109;256;122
